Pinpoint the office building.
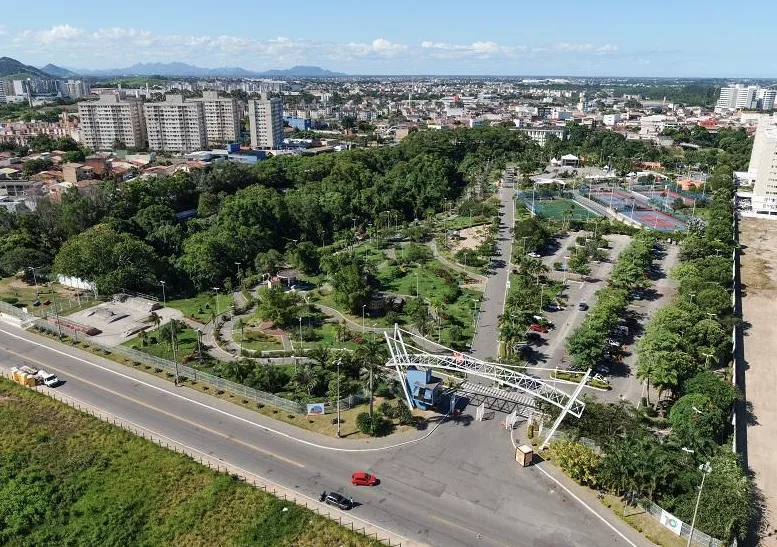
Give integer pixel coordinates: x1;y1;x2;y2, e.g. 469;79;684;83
64;80;91;99
248;93;283;149
749;115;777;215
192;90;240;146
78;94;146;150
143;95;207;153
758;89;776;111
716;84;760;112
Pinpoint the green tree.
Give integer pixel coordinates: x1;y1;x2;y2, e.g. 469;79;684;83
53;224;160;295
255;249;284;277
255;285;300;328
669;393;726;451
551;440;602;487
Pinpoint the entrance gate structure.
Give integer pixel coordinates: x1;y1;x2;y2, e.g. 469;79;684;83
384;325;590;450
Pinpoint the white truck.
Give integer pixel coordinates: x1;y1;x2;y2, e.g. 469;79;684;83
10;366;61;387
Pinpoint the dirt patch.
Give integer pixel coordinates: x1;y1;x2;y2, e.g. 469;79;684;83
451;225;488;251
739;217;777;545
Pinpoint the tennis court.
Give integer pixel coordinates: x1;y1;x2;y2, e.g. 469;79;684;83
624;209;687;232
586;189;634;211
527;197;600;220
635;189;697;207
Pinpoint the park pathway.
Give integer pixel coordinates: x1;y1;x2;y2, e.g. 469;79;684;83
469;185;515;361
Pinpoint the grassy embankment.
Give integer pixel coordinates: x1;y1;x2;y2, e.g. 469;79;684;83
0;378;381;547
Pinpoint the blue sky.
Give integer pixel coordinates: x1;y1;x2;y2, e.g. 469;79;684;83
1;0;775;77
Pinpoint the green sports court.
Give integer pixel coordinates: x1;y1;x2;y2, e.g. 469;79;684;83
521;197;600;220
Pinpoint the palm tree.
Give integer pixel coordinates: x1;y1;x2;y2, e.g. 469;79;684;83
148;311;161;340
356;339;387;422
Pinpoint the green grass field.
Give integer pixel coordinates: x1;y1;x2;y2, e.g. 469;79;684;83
166;291;235;324
0;379;381;547
0;277;99;317
528;198;599;220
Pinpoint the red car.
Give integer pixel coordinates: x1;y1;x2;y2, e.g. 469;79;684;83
351;472;379;486
529;323;548;333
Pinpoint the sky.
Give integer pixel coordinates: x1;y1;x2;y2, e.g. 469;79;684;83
1;0;776;77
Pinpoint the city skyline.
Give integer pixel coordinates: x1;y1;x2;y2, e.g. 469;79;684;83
1;0;776;78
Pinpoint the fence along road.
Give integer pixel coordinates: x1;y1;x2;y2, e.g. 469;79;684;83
0;324;644;547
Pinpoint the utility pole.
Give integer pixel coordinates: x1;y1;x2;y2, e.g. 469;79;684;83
160;280;166;307
213;287;221;317
687;462;713;547
336;358;342;438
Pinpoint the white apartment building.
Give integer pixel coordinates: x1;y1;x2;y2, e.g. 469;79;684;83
194;90;240;145
78;94;146;150
716;84;760;113
758;89;776;111
248;94;283;149
517;127;564;147
143;95;207;153
749;115;777;215
64;80;91;99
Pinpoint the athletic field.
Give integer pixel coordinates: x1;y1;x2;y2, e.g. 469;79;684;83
525;197;600;220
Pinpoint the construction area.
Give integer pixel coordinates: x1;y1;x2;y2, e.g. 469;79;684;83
739;216;777;544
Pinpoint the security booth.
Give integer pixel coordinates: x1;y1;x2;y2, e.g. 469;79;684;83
516;445;534;467
404;367;442;410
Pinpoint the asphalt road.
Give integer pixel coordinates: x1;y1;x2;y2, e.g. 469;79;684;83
471;186;515;361
0;326;650;547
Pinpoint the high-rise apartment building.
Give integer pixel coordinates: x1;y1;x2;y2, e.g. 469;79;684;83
716;84;763;112
194;90;240;145
758;89;776;111
143;95;207;153
78;93;146;150
64;80;91;99
248;93;283;149
749;115;777;215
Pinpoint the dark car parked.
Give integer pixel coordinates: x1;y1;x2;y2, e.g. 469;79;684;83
323;491;353;510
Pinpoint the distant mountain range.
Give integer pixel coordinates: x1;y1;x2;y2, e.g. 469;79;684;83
71;62;346;78
0;57;346;79
39;63;79;78
0;56;53;79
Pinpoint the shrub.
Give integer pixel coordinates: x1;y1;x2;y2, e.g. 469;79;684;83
551;440;602;487
378;401;395;419
355;412;373;434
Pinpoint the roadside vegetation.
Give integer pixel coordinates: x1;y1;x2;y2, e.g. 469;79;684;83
0;378;381;547
542;170;753;544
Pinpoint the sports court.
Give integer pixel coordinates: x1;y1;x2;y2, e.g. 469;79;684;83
634;189;697;207
586;189;635;211
622;209;687;231
529;197;600;220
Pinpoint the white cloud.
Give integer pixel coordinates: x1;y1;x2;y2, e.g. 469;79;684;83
20;24;83;44
7;24;619;69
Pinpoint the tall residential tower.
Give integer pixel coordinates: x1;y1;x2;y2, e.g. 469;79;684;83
248;93;283;149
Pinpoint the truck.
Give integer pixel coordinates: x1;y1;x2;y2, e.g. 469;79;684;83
10;366;60;387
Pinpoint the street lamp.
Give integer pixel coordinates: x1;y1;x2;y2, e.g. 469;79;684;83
563;255;570;284
335;358;342;438
298;316;303;345
415;271;420;298
362;305;366;334
213;287;221;317
234;262;242;288
687;462;713;547
159;280;166;307
27;266;38;291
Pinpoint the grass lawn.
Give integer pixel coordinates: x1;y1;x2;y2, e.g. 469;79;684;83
0;277;99;317
234;330;285;352
378;259;461;297
122;327;202;363
529;198;600;220
166;291;235;323
0;378;382;547
291;321;362;351
439;216;489;231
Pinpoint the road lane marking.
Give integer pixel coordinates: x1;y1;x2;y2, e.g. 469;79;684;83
0;327;446;453
427;514;510;547
1;345;305;468
31;390;419;547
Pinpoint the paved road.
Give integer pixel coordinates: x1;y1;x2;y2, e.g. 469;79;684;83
470;186;515;361
0;326;651;547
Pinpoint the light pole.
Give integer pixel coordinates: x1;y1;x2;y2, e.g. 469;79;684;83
415;271;420;298
688;292;697;305
362;305;366;334
234;262;242;288
160;280;166;307
213;287;221;317
687;462;713;547
563;255;570;284
27;266;38;291
336;358;342;438
522;236;528;255
540;283;547;311
196;328;203;364
299;316;303;346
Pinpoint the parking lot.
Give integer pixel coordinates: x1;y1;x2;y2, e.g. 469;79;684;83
520;233;679;404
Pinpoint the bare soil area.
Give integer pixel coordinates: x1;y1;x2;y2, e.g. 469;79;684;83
739;217;777;545
450;225;488;251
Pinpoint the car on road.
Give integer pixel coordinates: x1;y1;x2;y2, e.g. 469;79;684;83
578;302;589;311
546;302;565;312
39;371;61;387
324;492;353;510
529;323;548;333
351;472;378;486
595;363;611;375
527;252;541;258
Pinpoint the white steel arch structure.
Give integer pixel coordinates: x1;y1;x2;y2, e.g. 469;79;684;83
384;325;591;450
